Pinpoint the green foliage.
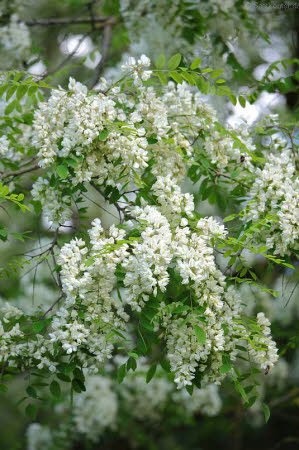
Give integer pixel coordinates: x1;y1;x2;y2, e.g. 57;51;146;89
0;183;29;212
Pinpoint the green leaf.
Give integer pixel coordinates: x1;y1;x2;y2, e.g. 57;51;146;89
66;157;78;168
220;364;231;374
6;85;17;101
196;77;210;94
72;378;86;393
156;72;168;85
0;84;8;98
33;319;50;334
246;395;258;408
181;71;196;85
25;403;37;420
216;85;231;96
282;262;295;270
126;356;137;372
57;373;71;383
117;363;127;384
190;58;201;70
167;53;182;70
210;69;224;79
50;380;61;398
186;384;194;396
98;129;109;141
155;54;166;69
229;94;237;106
85;257;95;267
5;366;19;374
57;165;68;180
0;226;8;238
16;85;28;100
234;380;248;403
223;214;237;222
262;403;270;423
0;384;8;392
73;368;85;383
5;100;16;115
169;71;183;84
160;359;171;373
28;86;38;97
194;325;206;344
146;364;157;383
26;386;37;398
239;95;246;108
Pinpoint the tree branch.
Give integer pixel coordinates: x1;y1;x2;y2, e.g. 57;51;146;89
1;163;40;179
90;24;112;89
42;294;64;318
0;17;117;27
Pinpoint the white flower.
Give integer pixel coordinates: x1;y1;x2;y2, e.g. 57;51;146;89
73;376;118;441
244;149;299;255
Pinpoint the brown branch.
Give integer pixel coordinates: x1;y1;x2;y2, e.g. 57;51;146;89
0;17;117;27
269;387;299;408
90;24;112;89
43;32;91;79
87;1;97;31
42;294;64;318
1;163;39;179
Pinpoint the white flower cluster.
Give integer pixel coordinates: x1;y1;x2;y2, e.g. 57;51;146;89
30;69;256;225
119;359;222;420
32;78;116;170
248;312;279;370
0;208;279;388
152;175;194;220
155;219;235;388
117;0;282;87
244;150;299;255
0;131;25;162
0;135;11;158
123;205;173;310
73;376;118;441
121;53;152;85
26;423;53;450
0;57;281;399
115;204;276;388
119;361;173;421
174;383;222;417
0;219;129;373
210;0;235;13
0;317;24;360
31;177;73;226
52;219;129;365
27;361;222;448
204;125;254;171
0;15;31;68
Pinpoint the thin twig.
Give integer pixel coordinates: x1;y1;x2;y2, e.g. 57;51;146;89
269;387;299;408
89;181;133;222
42;294;64;318
90;24;112;89
81;192;120;220
43;32;91;79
